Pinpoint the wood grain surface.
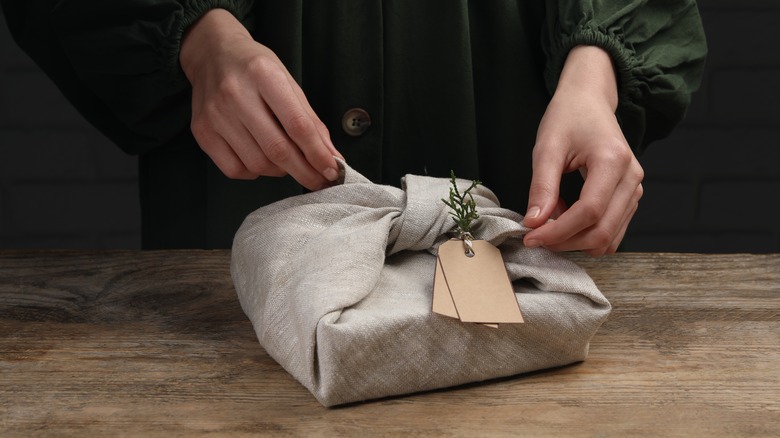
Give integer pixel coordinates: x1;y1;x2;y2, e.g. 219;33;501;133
1;251;778;437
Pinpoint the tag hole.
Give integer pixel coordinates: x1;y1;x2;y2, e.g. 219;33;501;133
465;251;474;258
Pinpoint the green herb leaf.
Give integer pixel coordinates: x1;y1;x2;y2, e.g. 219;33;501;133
441;170;481;234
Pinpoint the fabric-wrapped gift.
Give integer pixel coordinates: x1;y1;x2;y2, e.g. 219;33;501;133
231;160;611;407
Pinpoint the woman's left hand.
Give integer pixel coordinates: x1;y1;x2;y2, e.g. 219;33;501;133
522;46;644;257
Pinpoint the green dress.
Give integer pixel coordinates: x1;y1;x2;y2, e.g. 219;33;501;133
1;0;707;248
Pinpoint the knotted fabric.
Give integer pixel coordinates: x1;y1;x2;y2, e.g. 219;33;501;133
231;160;611;406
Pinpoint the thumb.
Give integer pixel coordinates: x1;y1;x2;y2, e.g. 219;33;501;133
523;146;564;228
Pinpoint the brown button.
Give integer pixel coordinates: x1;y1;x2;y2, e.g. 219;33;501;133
341;108;371;137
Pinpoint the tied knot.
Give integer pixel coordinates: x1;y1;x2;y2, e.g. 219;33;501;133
386;174;521;255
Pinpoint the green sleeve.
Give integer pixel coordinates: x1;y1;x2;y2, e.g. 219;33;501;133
541;1;707;153
0;0;254;154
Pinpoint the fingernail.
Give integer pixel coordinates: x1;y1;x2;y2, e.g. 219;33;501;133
526;206;540;219
323;167;339;182
524;238;541;248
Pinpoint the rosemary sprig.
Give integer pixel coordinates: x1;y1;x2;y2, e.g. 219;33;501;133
441;171;481;234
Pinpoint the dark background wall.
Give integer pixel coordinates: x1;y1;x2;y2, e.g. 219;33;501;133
0;3;778;252
0;7;140;249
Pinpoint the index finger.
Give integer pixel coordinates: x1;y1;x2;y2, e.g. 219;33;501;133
529;159;623;246
258;67;339;181
285;75;344;161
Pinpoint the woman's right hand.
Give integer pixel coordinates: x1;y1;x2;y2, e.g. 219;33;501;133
180;9;342;190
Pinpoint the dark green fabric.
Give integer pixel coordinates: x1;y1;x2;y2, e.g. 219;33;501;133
1;0;707;249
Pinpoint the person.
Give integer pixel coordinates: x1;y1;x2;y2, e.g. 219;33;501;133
0;1;706;254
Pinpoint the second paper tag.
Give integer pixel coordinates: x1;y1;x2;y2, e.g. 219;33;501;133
432;239;524;326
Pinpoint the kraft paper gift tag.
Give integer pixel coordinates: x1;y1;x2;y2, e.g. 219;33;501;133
433;239;524;327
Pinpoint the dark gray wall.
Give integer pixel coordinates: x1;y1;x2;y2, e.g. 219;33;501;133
1;3;778;252
620;1;780;252
0;7;141;249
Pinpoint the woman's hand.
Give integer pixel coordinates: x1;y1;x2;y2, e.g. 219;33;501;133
180;9;342;190
522;46;644;256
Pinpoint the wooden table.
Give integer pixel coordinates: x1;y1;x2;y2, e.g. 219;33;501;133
1;251;778;437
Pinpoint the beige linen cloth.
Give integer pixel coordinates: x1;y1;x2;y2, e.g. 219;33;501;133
231;160;611;407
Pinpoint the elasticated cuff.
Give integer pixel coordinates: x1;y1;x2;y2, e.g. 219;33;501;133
168;0;255;89
544;25;642;108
